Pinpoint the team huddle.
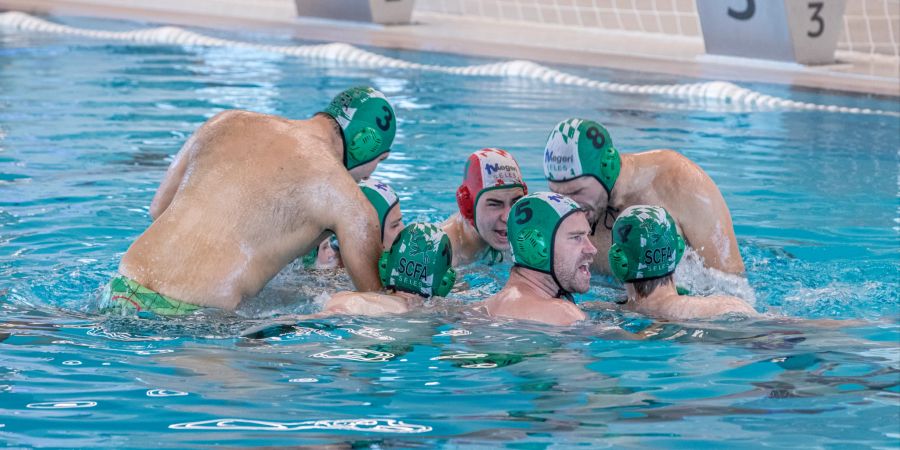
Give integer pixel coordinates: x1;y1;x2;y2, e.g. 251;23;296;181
100;86;757;324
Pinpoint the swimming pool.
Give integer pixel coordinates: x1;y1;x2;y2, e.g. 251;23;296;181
1;13;898;447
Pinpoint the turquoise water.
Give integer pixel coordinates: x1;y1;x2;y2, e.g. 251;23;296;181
1;15;899;448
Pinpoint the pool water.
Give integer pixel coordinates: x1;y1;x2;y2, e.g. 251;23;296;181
1;15;899;448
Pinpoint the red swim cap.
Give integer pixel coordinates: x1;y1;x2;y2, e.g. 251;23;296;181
455;148;527;229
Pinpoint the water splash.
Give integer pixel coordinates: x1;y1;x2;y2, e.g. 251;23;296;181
675;248;758;304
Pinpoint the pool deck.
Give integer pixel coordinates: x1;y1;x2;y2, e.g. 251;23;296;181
2;0;898;97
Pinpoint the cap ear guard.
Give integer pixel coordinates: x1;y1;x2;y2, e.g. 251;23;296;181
513;227;549;270
608;243;631;282
378;251;390;287
432;267;457;297
348;127;383;166
598;145;621;194
455;185;474;225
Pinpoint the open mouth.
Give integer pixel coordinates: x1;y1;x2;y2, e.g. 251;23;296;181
578;262;591;276
495;229;508;242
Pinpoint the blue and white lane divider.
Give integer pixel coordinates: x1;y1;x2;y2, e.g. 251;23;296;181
1;11;895;117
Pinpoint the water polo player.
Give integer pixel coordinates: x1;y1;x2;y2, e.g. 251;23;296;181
442;148;527;266
107;86;396;315
606;205;757;320
478;192;596;326
314;223;456;317
544;118;745;279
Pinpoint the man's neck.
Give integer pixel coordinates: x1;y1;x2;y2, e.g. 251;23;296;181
591;154;633;233
626;279;678;308
307;114;343;162
507;267;562;300
607;153;636;209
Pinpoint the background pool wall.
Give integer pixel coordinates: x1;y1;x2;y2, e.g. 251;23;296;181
1;0;898;96
2;0;897;58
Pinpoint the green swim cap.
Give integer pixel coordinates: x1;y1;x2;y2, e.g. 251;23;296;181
378;223;456;298
359;178;399;240
543;118;621;195
609;205;685;283
507;192;582;277
322;86;396;170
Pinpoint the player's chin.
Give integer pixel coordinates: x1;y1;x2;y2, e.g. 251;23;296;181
571;263;592;293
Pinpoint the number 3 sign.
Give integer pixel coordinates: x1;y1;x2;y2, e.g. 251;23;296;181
696;0;847;64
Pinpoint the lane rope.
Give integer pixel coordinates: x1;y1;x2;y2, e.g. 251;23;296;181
1;11;896;117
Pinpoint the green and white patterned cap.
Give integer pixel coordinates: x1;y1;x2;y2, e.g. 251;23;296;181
543;118;621;195
378;223;456;298
507;192;582;275
322;86;396;170
359;178;399;240
609;205;685;282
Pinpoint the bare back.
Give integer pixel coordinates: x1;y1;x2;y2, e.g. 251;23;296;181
120;111;382;310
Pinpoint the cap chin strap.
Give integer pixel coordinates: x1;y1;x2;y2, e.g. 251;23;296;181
602;205;620;232
549;271;574;303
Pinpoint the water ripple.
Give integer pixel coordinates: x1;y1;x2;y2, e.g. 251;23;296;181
146;389;188;397
168;418;432;433
26;401;97;409
310;348;394;362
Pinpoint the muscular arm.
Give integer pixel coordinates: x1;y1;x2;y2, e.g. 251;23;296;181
662;153;745;275
681;295;759;319
330;186;384;292
321;291;417;316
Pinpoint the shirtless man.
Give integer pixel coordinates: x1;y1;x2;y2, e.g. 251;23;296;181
544;118;745;281
607;205;757;320
103;86;396;315
442;148;527;266
478;192;596;326
308;177;403;269
312;223;456;317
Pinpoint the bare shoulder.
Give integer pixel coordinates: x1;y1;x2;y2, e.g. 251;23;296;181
199;110;293;138
644;149;711;182
550;299;588;324
202;109;257;130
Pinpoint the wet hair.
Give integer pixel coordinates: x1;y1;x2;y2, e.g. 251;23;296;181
632;274;674;297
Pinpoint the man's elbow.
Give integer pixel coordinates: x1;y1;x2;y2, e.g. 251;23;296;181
148;204;162;221
148;198;168;221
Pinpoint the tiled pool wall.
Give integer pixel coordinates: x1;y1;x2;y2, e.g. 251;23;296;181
5;0;898;58
416;0;899;57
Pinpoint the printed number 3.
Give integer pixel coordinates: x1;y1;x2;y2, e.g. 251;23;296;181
727;0;755;21
515;202;533;225
376;106;392;131
807;2;824;38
